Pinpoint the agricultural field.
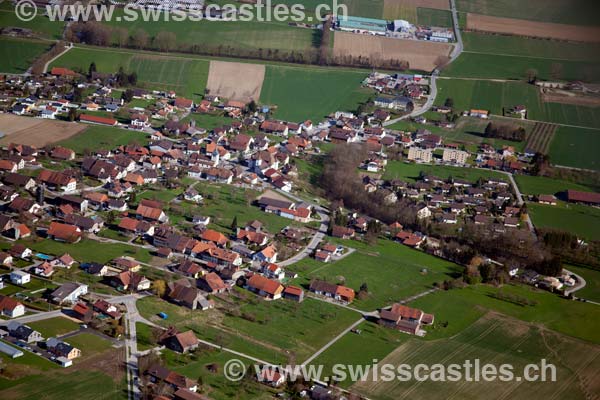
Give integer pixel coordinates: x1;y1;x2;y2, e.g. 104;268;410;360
434;78;600;129
0;2;64;39
455;0;600;26
524;122;556;154
410;283;600;343
259;64;372;122
103;13;317;53
352;312;600;400
58;125;149;154
333;31;453;72
548;126;600;171
443;51;600;83
51;47;210;99
514;175;597;196
383;160;507;182
289;239;463;310
416;7;453;27
383;0;450;22
565;264;600;303
206;61;265;103
466;13;600;43
528;202;600;240
461;32;600;62
0;114;87;147
0;38;50;74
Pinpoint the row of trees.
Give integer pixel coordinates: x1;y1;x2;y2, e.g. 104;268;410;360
483;122;526;142
64;21;411;70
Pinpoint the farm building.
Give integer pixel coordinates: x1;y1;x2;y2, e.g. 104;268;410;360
0;341;23;358
337;16;388;35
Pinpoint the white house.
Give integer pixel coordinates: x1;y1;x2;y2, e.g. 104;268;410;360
10;270;31;285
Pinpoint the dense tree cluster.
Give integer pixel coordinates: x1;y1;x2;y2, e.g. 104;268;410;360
483;122;526;142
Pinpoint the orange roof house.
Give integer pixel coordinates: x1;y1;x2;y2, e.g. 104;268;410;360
246;274;284;300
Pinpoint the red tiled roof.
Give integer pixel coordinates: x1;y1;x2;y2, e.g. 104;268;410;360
80;114;117;126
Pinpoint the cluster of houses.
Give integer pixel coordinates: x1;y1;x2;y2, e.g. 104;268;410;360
1;321;81;367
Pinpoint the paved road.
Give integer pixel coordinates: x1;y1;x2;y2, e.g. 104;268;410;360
563;268;587;296
0;309;65;326
278;210;329;267
383;0;463;127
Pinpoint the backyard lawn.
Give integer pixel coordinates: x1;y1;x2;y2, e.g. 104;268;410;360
28;317;80;338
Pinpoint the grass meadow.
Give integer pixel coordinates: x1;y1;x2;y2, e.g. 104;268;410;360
0;38;50;74
435;78;600;129
548;126;600;171
528;202;600;240
455;0;600;25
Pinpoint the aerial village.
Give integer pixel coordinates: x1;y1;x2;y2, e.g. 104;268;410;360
0;64;596;399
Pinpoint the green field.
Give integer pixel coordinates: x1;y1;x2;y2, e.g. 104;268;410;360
528;202;600;240
28;317;80;338
383;160;506;182
410;283;600;343
59;125;149;154
444;52;600;83
548;126;600;171
514;175;596;196
416;7;453;27
456;0;600;26
187;184;292;234
138;294;360;363
163;348;273;400
389;116;532;152
53;46;373;121
104;11;317;52
0;37;50;74
435;78;600;129
565;264;600;303
0;3;64;39
260;65;372;122
462;32;600;62
309;320;409;387
289;239;463;310
352;312;600;400
18;238;153;264
51;47;210;99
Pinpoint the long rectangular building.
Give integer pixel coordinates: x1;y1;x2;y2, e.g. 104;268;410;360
337;16;388;35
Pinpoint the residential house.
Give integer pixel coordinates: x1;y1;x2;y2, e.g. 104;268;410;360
10;270;30;285
51;282;88;304
7;321;43;343
167;279;211;310
378;303;434;335
245;274;284;300
309;280;355;303
0;295;25;318
197;272;227;294
46;337;81;359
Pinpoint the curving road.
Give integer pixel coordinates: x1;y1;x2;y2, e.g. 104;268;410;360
383;0;463;127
